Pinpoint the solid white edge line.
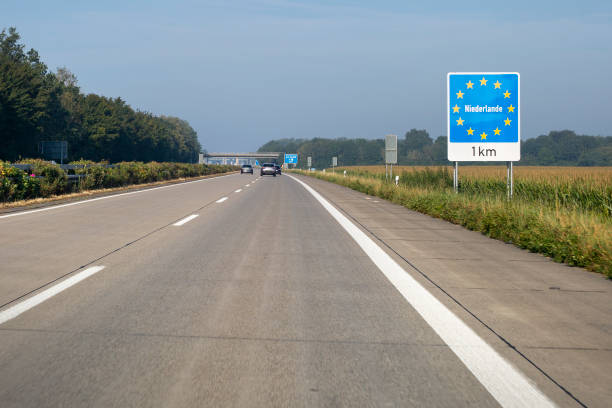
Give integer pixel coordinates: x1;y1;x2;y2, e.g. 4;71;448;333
234;189;242;193
0;266;105;325
0;173;237;220
287;174;555;408
173;214;199;226
216;197;228;203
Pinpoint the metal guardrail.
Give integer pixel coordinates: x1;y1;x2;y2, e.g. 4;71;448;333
9;164;34;171
7;163;119;184
4;162;233;189
8;164;118;171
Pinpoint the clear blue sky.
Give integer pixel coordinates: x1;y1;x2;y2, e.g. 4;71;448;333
3;0;611;152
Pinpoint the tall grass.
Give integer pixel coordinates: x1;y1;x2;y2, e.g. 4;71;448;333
296;167;612;277
337;166;612;219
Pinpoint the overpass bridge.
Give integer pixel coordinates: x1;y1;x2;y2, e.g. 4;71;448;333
199;152;282;165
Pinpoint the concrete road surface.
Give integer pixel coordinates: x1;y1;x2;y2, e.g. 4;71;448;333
0;173;609;407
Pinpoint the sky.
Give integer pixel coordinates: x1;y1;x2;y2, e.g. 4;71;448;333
3;0;611;152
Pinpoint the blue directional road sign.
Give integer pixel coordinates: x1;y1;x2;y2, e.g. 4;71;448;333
447;72;520;161
284;154;298;164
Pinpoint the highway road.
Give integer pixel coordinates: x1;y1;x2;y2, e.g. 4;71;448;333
0;172;610;407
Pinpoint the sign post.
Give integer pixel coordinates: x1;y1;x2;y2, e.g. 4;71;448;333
453;161;458;193
447;72;520;196
39;141;68;164
507;161;514;199
332;156;337;172
307;156;312;170
385;134;398;181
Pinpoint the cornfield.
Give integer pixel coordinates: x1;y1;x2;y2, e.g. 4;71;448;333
336;166;612;219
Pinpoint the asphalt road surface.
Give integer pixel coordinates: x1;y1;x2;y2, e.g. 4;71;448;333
0;173;610;407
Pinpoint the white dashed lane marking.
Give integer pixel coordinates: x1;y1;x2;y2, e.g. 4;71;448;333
0;266;106;325
173;214;199;226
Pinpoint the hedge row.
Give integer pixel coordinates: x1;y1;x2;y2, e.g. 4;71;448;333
0;159;237;202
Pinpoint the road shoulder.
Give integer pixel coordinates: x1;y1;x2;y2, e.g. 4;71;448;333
292;173;612;408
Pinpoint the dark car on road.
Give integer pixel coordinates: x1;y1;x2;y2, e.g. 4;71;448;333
274;164;281;175
260;163;277;176
240;164;253;174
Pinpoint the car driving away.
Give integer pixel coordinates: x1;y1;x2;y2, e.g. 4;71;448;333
240;164;253;174
274;164;281;175
260;163;277;176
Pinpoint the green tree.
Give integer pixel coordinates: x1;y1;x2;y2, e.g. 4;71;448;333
0;27;202;163
0;27;66;160
522;130;611;166
400;129;432;163
403;129;432;151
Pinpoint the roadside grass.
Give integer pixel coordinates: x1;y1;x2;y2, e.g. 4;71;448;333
292;169;612;278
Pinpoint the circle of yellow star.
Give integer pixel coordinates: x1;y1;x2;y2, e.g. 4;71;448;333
480;132;487;140
507;104;515;113
456;90;464;99
456;117;465;126
467;127;474;135
452;104;460;113
504;117;512;126
466;80;474;89
493;127;501;135
504;90;511;98
480;77;488;86
494;80;502;89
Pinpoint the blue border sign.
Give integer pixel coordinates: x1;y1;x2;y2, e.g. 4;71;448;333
447;72;520;161
284;154;298;164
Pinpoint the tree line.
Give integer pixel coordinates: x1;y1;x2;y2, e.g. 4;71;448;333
0;27;201;163
259;129;611;168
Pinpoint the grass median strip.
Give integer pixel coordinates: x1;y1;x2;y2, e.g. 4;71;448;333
293;169;611;277
1;160;238;205
0;173;236;219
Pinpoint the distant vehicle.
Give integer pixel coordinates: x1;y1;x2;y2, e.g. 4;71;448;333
274;164;281;175
240;164;253;174
260;163;277;177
